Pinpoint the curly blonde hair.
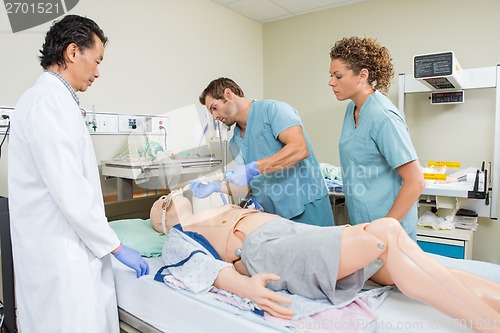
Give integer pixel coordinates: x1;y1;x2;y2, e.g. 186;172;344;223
329;36;394;94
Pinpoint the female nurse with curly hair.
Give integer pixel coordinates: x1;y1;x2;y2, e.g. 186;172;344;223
329;37;425;240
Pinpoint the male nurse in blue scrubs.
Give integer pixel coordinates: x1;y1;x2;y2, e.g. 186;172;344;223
191;77;334;227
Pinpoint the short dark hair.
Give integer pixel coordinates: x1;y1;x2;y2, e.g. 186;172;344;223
199;77;245;105
39;15;108;70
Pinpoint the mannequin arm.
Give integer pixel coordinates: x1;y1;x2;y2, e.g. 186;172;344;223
214;267;293;319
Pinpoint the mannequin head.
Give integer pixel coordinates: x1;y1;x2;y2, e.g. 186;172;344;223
150;193;193;234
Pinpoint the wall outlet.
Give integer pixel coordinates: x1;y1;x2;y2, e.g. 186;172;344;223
143;117;153;133
96;114;118;133
81;112;167;135
84;112;119;134
152;116;168;134
0;107;13;129
118;115;146;133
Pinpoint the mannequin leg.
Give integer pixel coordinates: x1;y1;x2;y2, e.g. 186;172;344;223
337;223;386;279
448;268;500;311
364;218;500;332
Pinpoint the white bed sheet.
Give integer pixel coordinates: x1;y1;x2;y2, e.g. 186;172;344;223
112;255;500;333
112;257;290;333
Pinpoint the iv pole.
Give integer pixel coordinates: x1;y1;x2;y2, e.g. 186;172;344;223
217;120;235;204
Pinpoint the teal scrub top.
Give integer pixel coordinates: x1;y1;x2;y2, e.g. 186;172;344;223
230;100;331;224
339;91;419;239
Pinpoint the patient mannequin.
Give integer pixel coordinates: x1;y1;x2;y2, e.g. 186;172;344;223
150;192;500;332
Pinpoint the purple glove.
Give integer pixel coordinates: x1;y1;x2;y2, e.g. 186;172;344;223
227;161;260;186
190;181;222;198
113;244;149;278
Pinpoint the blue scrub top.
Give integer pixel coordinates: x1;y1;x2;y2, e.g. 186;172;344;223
339;91;419;239
230;100;329;221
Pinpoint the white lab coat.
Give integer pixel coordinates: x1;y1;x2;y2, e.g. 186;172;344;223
8;73;121;333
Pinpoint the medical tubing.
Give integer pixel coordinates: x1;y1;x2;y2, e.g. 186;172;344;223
219;132;226;176
219;126;235;204
160;126;167;151
0;122;9;160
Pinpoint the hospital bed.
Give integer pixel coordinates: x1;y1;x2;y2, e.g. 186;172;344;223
1;196;499;333
105;195;500;333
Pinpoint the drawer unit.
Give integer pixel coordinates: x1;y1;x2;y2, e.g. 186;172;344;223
416;227;473;259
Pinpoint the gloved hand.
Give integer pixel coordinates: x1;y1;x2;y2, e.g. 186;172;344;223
190;181;222;198
227;161;260;186
113;244;149;278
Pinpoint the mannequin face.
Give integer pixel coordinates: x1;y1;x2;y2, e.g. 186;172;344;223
150;194;193;233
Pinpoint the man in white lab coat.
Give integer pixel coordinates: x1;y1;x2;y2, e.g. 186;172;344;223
8;15;149;333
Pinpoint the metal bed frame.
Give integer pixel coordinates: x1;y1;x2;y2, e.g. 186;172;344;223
104;194;166;332
0;197;16;333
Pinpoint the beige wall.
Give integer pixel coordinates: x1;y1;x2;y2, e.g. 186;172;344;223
0;0;263;196
262;0;500;263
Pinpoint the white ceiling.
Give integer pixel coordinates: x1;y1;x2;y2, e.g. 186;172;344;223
211;0;367;23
